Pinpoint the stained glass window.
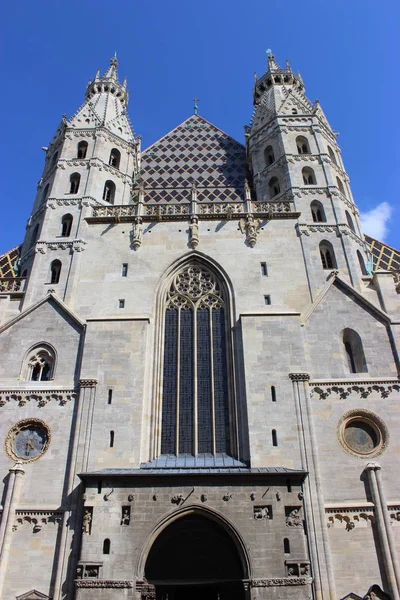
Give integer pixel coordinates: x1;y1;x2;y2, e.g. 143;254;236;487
161;264;231;456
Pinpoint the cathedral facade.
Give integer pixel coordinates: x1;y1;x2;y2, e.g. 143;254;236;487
0;54;399;600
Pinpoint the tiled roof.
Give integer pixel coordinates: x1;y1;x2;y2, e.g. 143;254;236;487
136;114;247;204
365;236;400;272
0;246;21;278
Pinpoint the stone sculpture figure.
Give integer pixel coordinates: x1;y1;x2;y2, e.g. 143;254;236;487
82;510;92;534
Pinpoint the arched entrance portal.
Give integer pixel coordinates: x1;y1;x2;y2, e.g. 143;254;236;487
145;513;247;600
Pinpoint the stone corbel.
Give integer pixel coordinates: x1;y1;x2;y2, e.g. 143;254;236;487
78;379;98;388
296;223;310;237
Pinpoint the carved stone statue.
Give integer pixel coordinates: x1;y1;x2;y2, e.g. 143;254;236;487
82;509;92;534
189;216;199;249
239;214;260;248
131;217;143;250
121;508;130;525
286;507;302;527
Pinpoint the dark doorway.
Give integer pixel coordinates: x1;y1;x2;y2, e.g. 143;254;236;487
145;513;246;600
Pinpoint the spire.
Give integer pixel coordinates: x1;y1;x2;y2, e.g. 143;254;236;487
84;55;128;107
103;54;119;81
253;51;305;107
66;56;135;143
266;49;280;72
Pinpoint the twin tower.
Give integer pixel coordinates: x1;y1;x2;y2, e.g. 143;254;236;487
0;53;399;600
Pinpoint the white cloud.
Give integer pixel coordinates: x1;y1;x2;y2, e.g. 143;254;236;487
360;202;392;242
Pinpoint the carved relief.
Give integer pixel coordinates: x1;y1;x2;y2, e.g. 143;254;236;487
285;506;303;527
326;508;374;529
76;579;134;588
0;390;76;408
311;381;400;400
250;577;307;587
254;505;272;520
285;560;310;577
76;563;102;580
389;508;400;526
13;511;62;532
136;579;156;599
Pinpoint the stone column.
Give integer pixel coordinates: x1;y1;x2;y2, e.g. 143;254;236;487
0;463;25;597
365;463;400;599
289;373;337;600
52;378;98;600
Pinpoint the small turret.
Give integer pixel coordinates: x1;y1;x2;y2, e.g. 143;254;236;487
253;50;304;106
85;55;128;108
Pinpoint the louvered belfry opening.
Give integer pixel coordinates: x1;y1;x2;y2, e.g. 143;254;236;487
161;264;230;457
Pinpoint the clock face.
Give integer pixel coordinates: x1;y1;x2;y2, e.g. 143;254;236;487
14;425;47;459
5;419;50;462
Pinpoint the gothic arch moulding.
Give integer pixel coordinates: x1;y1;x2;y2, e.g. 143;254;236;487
148;252;240;462
136;504;251;581
20;341;58;382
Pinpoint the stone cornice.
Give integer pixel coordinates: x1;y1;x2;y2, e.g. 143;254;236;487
35;239;87;254
310;378;400;400
75;580;134;588
79;379;98;388
0;388;77;407
289;373;310;382
296;223;368;249
251;577;308;587
58;157;133;184
14;510;63;531
65;125;138;152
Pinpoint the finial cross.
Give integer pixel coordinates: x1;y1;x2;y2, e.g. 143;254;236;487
192;97;200;115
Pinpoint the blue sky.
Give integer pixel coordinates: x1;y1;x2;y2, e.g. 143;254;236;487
1;0;399;254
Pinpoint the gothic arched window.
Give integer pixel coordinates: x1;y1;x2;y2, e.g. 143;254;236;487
264;145;275;166
69;173;81;194
268;177;280;198
296;136;310;154
346;211;356;233
327;145;338;165
302;167;316;185
161;264;231;457
310;200;326;223
61;214;73;237
357;251;368;276
319;241;337;270
26;345;56;381
336;177;346;197
109;148;121;169
342;328;368;373
50;259;62;284
103;180;116;204
77;141;88;159
41;184;50;204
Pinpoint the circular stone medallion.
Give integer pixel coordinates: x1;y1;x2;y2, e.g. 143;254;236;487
5;419;50;463
337;409;388;459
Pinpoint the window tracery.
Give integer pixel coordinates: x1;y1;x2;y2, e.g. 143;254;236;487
161;264;230;457
26;346;55;381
